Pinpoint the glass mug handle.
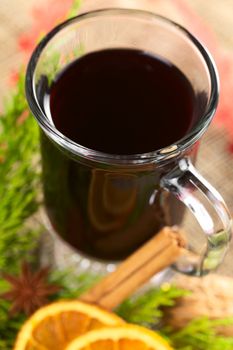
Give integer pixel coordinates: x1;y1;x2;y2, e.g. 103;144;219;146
160;158;232;276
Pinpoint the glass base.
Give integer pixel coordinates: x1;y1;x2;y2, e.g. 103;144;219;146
39;208;174;286
39;209;116;276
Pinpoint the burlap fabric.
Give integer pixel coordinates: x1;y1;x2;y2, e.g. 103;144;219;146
0;0;233;274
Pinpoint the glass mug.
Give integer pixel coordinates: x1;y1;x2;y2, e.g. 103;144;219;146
26;9;232;276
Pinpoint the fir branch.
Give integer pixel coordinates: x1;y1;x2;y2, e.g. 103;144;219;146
167;317;233;350
67;0;82;19
116;283;188;327
0;299;26;350
49;269;100;299
0;71;41;273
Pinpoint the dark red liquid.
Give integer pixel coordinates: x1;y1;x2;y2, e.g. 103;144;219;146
50;49;196;154
41;49;197;261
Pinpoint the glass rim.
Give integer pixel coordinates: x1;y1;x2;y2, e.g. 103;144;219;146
25;8;219;165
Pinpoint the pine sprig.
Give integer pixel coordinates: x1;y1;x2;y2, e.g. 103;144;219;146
116;283;188;327
48;268;101;299
0;71;41;274
167;317;233;350
67;0;82;18
0;299;26;350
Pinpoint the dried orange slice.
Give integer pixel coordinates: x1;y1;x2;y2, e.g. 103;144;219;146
65;324;173;350
14;300;124;350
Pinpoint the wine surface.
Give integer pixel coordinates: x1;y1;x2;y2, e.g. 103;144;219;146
49;49;196;154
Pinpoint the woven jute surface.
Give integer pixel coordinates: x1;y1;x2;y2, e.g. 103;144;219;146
0;0;233;274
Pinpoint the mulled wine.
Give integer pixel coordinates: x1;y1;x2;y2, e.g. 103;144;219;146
41;48;196;260
49;49;195;154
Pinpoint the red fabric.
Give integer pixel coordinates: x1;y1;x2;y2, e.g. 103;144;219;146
19;0;73;57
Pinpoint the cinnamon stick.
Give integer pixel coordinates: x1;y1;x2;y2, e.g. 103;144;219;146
80;227;186;310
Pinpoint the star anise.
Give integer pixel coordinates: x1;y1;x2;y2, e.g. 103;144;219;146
1;262;60;316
